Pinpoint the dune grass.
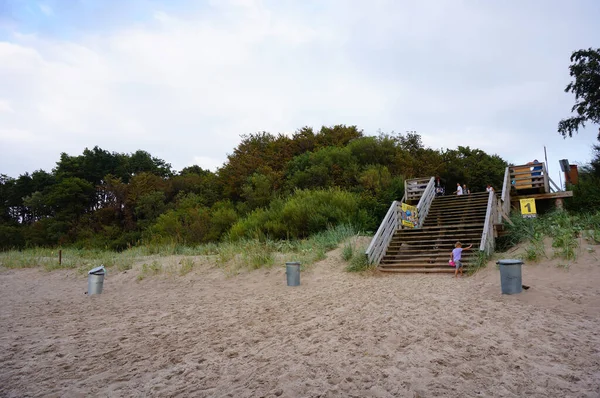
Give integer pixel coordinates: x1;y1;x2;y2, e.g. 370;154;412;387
0;224;363;277
496;210;600;264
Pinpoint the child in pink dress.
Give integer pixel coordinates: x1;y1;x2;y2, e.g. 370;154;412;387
450;241;472;277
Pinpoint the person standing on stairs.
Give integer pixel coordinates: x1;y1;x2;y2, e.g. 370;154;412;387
435;176;445;196
463;184;470;195
451;241;472;277
455;183;463;195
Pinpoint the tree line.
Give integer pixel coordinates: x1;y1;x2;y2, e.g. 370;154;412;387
0;126;508;250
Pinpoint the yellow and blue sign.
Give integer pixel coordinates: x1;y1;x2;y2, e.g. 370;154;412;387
400;203;419;228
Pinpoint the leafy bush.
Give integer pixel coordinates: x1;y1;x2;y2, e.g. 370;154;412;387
345;252;371;272
565;168;600;212
228;188;367;240
0;224;25;250
341;242;354;261
497;210;599;263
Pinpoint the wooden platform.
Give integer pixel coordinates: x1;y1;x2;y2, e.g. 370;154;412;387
511;191;573;201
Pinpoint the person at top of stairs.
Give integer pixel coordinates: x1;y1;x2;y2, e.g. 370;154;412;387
451;241;472;278
454;183;463;195
435;176;445;196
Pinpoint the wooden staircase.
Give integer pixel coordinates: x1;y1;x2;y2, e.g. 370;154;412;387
379;192;489;273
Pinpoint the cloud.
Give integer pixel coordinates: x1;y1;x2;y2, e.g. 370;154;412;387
38;3;53;16
0;99;14;113
0;0;598;179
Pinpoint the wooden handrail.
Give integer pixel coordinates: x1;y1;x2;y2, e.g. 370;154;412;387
416;177;435;228
480;189;497;254
365;200;400;265
549;177;562;192
501;166;511;219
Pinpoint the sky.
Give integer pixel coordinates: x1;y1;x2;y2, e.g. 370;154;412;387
1;0;599;184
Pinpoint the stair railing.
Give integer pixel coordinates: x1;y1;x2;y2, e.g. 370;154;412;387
543;162;550;193
480;189;497;254
415;177;435;228
500;166;511;221
365;198;402;265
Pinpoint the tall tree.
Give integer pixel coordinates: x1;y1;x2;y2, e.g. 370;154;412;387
558;48;600;138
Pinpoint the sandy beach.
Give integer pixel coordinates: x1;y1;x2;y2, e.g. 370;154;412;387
1;243;600;397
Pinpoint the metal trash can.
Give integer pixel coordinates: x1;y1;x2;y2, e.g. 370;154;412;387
497;259;523;295
285;262;301;287
88;265;106;295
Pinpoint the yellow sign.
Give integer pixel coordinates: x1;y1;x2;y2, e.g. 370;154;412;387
520;198;537;217
400;203;419;228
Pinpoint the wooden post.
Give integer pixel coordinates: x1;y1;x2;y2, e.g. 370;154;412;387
59;250;62;265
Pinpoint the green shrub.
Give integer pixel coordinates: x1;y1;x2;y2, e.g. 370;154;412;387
345;252;371;272
341;242;354;261
565;169;600;212
467;250;491;274
498;210;599;263
179;258;196;275
522;241;546;262
228;188;366;241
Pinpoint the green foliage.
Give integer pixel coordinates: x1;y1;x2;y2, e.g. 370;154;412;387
138;260;162;280
0;224;24;249
442;146;507;193
498;211;599;264
241;172;275;210
523;241;546;262
558;48;600;138
0;247;135;273
179;258;196;275
347;134;397;168
1;126;512;251
228;188;366;240
345;252;370;272
341;242;354;261
242;242;275;269
135;191;167;230
565;167;600;211
468;250;491;274
284;146;358;191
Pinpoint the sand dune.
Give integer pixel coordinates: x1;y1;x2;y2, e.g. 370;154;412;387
1;244;600;397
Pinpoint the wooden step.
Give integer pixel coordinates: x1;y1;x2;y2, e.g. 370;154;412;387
381;260;474;266
380;263;472;268
385;243;477;250
378;267;461;273
385;247;478;253
430;199;489;205
422;218;485;224
390;233;483;240
427;209;487;215
388;240;482;247
428;205;488;211
401;223;485;230
395;225;484;233
384;249;477;255
426;213;487;219
390;233;483;239
383;251;476;258
433;192;489;199
430;197;489;204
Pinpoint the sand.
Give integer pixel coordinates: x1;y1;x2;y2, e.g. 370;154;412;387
1;242;600;397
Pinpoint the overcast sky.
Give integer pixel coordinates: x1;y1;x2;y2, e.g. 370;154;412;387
1;0;599;182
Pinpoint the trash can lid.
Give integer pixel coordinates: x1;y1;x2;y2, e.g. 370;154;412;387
88;266;105;275
285;262;301;265
496;259;524;265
